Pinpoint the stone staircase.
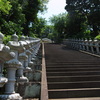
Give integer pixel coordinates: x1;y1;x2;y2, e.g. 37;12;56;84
44;43;100;100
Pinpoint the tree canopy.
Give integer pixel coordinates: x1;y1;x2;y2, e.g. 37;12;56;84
50;13;67;42
0;0;12;14
0;0;48;36
47;0;100;43
65;0;100;38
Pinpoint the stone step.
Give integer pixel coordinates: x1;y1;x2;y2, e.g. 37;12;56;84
46;61;100;65
46;65;100;68
47;71;100;76
48;97;100;100
48;81;100;89
47;75;100;82
23;98;39;100
44;44;100;99
46;67;100;72
48;88;100;99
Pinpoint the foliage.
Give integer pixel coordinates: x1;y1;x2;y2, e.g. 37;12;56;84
0;0;12;14
48;33;54;40
50;13;67;43
29;17;47;38
65;13;88;38
95;35;100;40
0;0;48;37
3;35;11;44
22;0;48;35
65;0;100;38
1;21;24;35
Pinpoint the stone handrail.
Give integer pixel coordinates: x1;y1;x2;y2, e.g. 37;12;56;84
63;39;100;55
0;32;41;100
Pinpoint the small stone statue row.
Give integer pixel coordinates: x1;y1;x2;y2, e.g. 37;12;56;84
0;32;41;99
64;38;100;54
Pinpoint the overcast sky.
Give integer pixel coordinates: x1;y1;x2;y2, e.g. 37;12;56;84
38;0;67;21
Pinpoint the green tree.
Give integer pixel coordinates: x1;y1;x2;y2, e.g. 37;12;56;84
50;13;67;43
0;0;12;14
29;17;47;38
0;0;26;35
65;0;100;38
0;0;48;37
22;0;48;35
65;13;88;38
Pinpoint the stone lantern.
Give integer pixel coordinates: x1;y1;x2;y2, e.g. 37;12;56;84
14;35;29;83
0;32;15;88
3;33;22;99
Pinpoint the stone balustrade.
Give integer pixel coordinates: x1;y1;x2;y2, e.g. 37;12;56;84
0;32;41;100
64;38;100;55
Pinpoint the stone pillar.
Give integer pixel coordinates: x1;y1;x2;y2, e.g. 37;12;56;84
4;34;22;99
81;39;85;50
89;39;94;53
71;39;74;48
78;39;82;50
85;39;89;51
25;50;32;70
74;39;78;50
94;39;100;54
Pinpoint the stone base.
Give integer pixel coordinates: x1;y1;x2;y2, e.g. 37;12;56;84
0;93;22;100
24;83;41;98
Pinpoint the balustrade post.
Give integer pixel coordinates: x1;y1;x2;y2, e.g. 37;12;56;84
85;39;89;51
80;39;84;50
89;39;94;53
72;39;74;49
94;39;100;54
81;39;86;50
74;39;78;50
78;39;82;50
71;39;74;48
68;39;71;48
